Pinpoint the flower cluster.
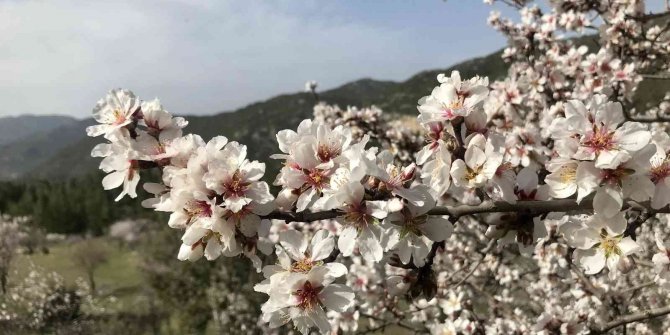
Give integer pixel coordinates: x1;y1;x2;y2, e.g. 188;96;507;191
86;90;274;269
86;0;670;333
255;230;354;334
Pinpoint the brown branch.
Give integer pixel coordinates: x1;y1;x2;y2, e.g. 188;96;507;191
640;73;670;79
626;11;670;23
591;305;670;334
623;112;670;123
569;262;605;298
617;281;656;296
262;198;670;223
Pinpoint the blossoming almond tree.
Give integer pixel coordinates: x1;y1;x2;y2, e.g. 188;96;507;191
86;1;670;334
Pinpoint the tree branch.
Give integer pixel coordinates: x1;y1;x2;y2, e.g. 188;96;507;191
640;73;670;79
262;199;669;223
626;11;670;23
592;305;670;334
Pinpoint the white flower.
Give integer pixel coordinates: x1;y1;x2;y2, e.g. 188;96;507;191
86;89;141;138
274;136;334;211
415;122;453;165
203;142;273;212
418;71;489;123
570;212;641;278
279;229;336;269
166;191;219;229
260;265;354;334
545;158;579;198
512;166;549;201
451;134;502;189
366;150;426;207
255;229;345;296
575;145;654;218
332;182;387;263
439;291;465;315
384;191;452;267
430;321;457;335
97;138;141;201
421;145;452;198
649;147;670;209
140;98;188;141
256;230;351;335
178;209;227;261
652;233;670;286
564;96;651;169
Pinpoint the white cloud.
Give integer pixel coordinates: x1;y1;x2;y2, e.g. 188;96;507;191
0;0;499;118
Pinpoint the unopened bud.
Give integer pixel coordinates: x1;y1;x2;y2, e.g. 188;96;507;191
617;256;635;274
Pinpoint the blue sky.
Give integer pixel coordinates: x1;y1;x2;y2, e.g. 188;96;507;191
1;0;518;118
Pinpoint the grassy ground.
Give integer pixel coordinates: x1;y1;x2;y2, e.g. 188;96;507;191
9;237;146;313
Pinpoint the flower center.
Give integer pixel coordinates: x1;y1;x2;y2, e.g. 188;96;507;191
558;165;577;183
583;125;615;153
465;166;483;182
306;169;330;190
291;258;322;273
112;109;127;125
599;229;622;258
386;164;416;189
650;158;670;184
185;200;213;219
397;209;426;238
316;143;341;162
223;171;250;198
442;96;465;119
294;281;322;310
344;203;376;229
425;123;448;149
600;167;633;186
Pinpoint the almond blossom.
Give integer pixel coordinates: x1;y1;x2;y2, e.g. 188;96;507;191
563;96;651;169
652;233;670;288
569;213;642;279
575;146;654;218
86;89;141;138
418;71;489;123
330;182;387;263
259;265;353;334
649;141;670;209
384;191;452;267
84;5;670;330
450;134;503;189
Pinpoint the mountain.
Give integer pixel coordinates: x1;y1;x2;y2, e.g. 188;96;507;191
0;115;77;147
25;50;507;181
0;119;95;180
29;79;400;180
6;44;670;181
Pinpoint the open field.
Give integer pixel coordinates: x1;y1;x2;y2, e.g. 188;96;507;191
9;237;147;314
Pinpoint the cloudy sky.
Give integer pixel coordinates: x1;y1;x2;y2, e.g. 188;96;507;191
1;0;516;118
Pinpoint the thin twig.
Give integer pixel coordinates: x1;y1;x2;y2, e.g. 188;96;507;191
640;73;670;79
569;262;604;298
591;305;670;334
617;281;656;296
452;238;498;288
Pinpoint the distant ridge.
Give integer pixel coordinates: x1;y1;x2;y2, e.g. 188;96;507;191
4;45;669;181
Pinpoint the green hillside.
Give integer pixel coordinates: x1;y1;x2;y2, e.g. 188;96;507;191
28;51;508;181
9;43;670;182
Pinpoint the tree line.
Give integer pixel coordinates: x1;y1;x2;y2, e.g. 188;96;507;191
0;172;162;235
